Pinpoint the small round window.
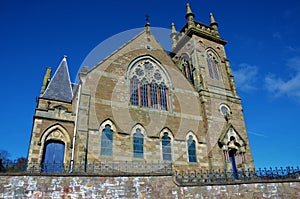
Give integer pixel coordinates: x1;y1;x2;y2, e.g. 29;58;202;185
220;104;231;116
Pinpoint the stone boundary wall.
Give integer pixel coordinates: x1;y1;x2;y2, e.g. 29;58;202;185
0;175;299;198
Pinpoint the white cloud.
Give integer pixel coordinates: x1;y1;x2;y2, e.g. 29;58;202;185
232;63;258;92
265;56;300;99
248;131;268;138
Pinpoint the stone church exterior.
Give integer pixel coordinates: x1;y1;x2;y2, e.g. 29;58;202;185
27;4;254;173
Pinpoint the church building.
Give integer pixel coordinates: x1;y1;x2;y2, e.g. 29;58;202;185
27;4;254;174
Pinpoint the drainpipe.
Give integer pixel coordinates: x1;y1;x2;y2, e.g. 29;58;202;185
70;84;81;172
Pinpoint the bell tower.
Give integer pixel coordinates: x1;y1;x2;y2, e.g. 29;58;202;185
170;4;254;170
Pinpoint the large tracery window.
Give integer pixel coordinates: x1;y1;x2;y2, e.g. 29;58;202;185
207;51;220;80
128;58;171;111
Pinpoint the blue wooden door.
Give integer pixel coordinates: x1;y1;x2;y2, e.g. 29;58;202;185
42;141;65;173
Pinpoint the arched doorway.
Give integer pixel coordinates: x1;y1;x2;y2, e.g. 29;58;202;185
42;140;65;173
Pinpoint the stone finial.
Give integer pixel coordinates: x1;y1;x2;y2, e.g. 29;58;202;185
144;15;151;33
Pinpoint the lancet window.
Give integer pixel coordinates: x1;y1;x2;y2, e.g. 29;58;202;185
101;124;113;156
207;51;220;80
180;56;193;84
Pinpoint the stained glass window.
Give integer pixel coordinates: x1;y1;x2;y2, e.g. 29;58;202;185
128;58;170;111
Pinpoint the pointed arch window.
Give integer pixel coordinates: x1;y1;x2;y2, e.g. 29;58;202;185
162;132;172;161
101;125;113;156
128;58;171;111
133;129;144;158
187;135;197;162
207;52;220;80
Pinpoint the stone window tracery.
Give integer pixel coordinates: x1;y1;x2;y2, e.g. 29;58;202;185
128;58;171;111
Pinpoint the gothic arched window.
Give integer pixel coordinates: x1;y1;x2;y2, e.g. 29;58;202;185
133;129;144;158
162;132;172;161
128;57;171;111
101;124;113;156
187;135;197;162
207;51;220;80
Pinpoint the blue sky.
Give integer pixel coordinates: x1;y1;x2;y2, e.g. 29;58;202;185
1;0;300;169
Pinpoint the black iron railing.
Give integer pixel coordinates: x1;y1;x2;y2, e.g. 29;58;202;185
1;160;173;175
174;167;300;185
1;160;299;186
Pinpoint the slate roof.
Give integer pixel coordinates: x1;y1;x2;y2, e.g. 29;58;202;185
42;57;73;102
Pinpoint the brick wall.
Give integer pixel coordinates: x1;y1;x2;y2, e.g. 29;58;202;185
0;175;299;198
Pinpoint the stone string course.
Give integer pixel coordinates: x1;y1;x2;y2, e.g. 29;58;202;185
0;175;299;198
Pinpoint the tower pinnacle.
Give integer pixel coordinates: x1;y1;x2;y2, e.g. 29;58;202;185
210;13;220;37
171;22;177;49
185;3;195;28
185;3;195;19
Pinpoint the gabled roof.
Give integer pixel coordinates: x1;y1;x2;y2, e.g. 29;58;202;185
42;57;73;102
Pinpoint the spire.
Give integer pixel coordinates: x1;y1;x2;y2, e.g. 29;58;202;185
170;22;177;49
144;14;150;33
42;56;73;102
185;3;195;28
209;13;220;37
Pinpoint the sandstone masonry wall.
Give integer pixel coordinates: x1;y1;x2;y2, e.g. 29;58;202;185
0;175;299;198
